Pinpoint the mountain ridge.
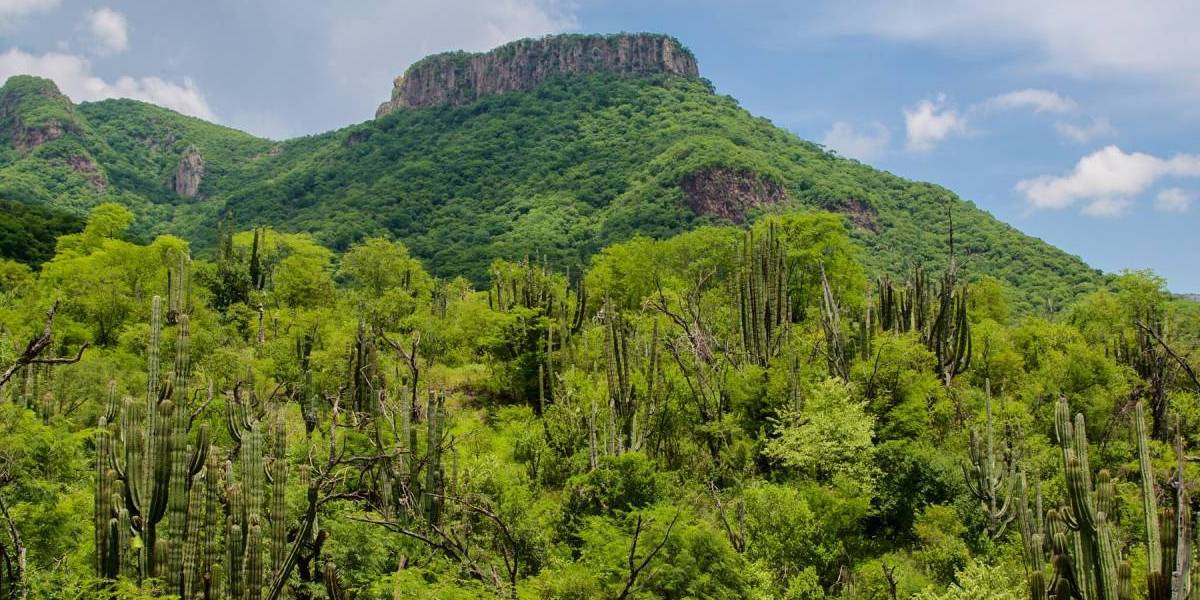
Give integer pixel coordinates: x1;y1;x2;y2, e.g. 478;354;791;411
375;33;698;116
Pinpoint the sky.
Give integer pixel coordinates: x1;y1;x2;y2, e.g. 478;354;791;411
1;1;1198;292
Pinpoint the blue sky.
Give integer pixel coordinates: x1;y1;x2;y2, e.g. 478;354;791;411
2;0;1197;291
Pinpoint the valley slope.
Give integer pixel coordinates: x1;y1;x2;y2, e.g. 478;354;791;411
0;33;1102;308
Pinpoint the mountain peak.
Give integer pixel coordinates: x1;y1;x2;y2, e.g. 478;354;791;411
375;33;699;117
0;75;83;151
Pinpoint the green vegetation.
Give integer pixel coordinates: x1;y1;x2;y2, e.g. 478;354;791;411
0;204;1195;599
0;201;82;266
1;72;1099;311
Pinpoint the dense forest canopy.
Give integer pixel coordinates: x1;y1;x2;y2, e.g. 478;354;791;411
0;203;1196;599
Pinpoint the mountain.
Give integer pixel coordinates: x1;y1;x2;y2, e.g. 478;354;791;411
0;33;1102;308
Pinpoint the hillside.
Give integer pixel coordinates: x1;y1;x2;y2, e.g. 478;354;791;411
0;33;1101;308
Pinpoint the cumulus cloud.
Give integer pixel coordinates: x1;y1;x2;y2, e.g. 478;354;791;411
821;121;890;161
982;88;1075;113
86;7;128;54
904;94;966;151
1015;145;1200;216
816;1;1200;98
1055;117;1117;144
1155;188;1193;213
327;0;577;107
0;0;58;24
0;48;215;120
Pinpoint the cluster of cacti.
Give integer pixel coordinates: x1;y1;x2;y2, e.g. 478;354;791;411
93;259;314;599
1050;398;1127;600
348;319;381;414
997;399;1200;600
487;259;588;412
596;305;661;458
294;331;317;435
962;381;1016;538
876;266;971;383
224;400;291;600
1134;402;1197;600
94;294;215;594
488;257;559;314
819;263;848;380
375;387;451;526
738;222;792;368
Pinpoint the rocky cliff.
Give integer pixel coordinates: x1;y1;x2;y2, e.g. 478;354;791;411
174;145;205;197
376;33;698;116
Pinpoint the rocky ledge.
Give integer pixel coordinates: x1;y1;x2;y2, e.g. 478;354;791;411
681;168;789;223
376;33;698;116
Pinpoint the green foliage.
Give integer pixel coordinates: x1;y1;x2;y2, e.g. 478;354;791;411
763;378;876;483
0;176;1194;598
0;72;1101;309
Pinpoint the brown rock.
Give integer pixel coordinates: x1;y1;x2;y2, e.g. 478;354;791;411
66;155;107;191
174;145;205;198
838;198;880;233
681;168;789;223
376;33;698;116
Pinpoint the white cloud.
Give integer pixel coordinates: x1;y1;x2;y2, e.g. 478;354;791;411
817;1;1200;98
982;88;1075;113
1155;188;1193;213
1015;145;1200;216
0;0;58;23
0;48;215;120
1055;117;1117;144
904;94;966;151
86;8;128;55
821;121;890;161
327;0;577;111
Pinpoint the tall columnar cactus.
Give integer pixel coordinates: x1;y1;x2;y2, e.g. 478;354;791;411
603;306;633;453
962;381;1015;538
1054;398;1125;600
875;266;970;384
738;222;791;368
1136;401;1197;600
224;396;303;600
1015;473;1048;600
929;275;971;385
819;263;848;380
349;320;380;414
423;392;445;525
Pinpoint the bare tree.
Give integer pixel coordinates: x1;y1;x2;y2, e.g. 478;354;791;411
0;301;86;391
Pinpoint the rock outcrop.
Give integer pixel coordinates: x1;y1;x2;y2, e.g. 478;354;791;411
174;145;205;198
376;33;698;116
67;155;107;191
681;168;789;223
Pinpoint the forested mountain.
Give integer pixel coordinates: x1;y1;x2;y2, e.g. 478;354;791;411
1;34;1100;311
0;32;1198;600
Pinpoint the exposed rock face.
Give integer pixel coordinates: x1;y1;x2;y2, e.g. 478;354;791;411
838;198;880;233
376;33;698;116
174;145;205;198
681;168;789;223
67;155;107;191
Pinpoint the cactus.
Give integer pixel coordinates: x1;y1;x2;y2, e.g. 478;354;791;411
875;266;971;384
349;319;380;414
1015;473;1048;600
423;392;445;525
819;263;848;380
1054;397;1123;600
738;222;791;368
962;381;1015;538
